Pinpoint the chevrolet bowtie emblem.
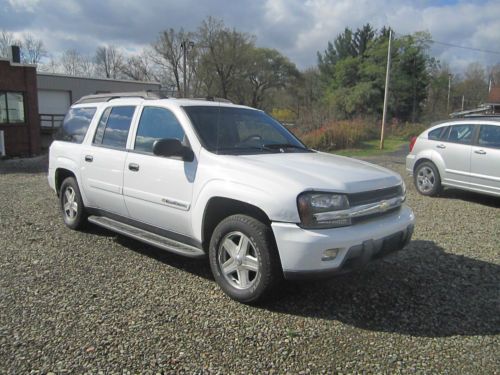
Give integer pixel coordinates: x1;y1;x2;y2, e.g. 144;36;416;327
380;200;390;211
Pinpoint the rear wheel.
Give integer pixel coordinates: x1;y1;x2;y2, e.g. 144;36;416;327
60;177;87;230
414;161;441;196
209;214;281;303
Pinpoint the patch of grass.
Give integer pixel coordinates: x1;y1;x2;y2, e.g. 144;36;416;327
332;136;409;157
286;329;300;338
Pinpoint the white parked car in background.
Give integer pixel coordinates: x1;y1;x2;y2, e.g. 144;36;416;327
406;117;500;197
49;92;415;303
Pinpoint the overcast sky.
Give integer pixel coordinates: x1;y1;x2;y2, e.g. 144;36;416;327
2;0;500;73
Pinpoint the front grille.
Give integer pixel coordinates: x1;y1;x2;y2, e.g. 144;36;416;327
348;185;403;207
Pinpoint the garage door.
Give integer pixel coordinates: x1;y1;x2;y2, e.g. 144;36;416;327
38;90;71;115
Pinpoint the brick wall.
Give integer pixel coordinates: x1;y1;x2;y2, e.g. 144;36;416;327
0;60;40;156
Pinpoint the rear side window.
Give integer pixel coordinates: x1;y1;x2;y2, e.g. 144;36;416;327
428;127;446;140
445;124;474;144
478;125;500;149
134;107;185;153
92;106;135;149
55;107;96;143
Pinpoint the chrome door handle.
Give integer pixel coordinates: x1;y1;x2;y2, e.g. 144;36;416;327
128;163;140;172
436;144;446;149
474;149;486;155
84;155;93;162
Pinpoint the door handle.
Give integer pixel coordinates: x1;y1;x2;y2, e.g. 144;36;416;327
436;144;446;149
84;155;93;162
474;149;486;155
128;163;140;172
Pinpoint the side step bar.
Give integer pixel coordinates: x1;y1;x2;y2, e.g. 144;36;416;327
87;216;205;258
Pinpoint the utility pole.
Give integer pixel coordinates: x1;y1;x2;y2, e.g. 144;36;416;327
181;40;194;98
380;30;392;150
446;73;452;114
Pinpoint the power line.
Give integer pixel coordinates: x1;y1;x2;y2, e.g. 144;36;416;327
429;40;500;55
392;30;500;55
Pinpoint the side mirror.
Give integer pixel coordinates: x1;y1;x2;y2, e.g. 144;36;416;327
153;138;194;162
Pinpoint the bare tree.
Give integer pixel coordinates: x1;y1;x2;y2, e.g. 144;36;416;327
152;28;185;95
198;17;255;99
0;30;21;58
94;45;124;79
21;33;47;64
121;50;158;82
60;49;94;76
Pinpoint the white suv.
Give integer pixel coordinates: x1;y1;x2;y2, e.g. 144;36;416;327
406;118;500;197
48;92;414;303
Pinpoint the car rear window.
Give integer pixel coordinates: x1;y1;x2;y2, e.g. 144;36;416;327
54;107;97;143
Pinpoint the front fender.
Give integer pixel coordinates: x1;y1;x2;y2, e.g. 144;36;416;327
191;179;299;242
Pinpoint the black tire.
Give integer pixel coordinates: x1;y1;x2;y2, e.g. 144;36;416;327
59;177;87;230
414;161;441;196
209;214;282;303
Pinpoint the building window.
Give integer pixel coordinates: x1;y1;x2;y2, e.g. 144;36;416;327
0;92;25;124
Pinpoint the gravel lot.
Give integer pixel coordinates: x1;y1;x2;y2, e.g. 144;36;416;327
1;151;499;374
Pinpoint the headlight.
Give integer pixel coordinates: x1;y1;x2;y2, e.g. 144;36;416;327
297;192;351;229
401;180;407;202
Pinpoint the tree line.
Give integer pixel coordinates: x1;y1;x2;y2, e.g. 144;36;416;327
1;19;499;129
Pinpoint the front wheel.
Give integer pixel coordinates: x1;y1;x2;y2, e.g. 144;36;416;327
209;214;281;303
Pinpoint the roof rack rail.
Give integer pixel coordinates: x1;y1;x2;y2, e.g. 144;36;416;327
75;91;164;104
462;114;500;118
189;97;233;104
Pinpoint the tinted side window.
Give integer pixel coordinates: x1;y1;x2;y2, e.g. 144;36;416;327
134;107;185;153
93;107;111;145
478;125;500;149
55;107;97;143
445;124;474;145
93;106;135;149
428;127;446;140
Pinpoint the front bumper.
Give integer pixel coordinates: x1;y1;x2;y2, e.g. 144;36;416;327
271;205;415;279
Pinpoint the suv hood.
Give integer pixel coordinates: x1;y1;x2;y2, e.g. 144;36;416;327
233;151;402;193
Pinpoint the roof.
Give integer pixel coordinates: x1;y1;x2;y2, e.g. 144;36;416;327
74;92;243;107
431;116;500;127
37;71;161;86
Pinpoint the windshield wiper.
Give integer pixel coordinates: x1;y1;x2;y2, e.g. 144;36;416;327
262;143;309;151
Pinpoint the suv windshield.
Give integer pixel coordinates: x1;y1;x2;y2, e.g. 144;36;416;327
183;105;310;154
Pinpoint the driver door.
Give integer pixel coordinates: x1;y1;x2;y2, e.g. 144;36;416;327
123;106;197;236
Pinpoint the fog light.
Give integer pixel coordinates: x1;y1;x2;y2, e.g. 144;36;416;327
322;248;340;261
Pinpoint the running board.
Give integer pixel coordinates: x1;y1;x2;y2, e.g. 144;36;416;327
87;216;205;258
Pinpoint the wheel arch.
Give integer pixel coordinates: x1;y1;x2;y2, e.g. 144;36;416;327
201;196;272;251
55;168;77;196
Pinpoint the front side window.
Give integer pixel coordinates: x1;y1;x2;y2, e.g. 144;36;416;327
183;106;309;154
478;125;500;149
134;107;185;153
55;107;97;143
93;106;135;149
0;91;25;124
445;124;474;144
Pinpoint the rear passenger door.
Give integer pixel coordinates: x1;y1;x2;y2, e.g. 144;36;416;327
433;124;474;188
80;105;137;217
470;124;500;195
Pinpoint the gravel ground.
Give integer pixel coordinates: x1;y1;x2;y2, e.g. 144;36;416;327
0;151;499;374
